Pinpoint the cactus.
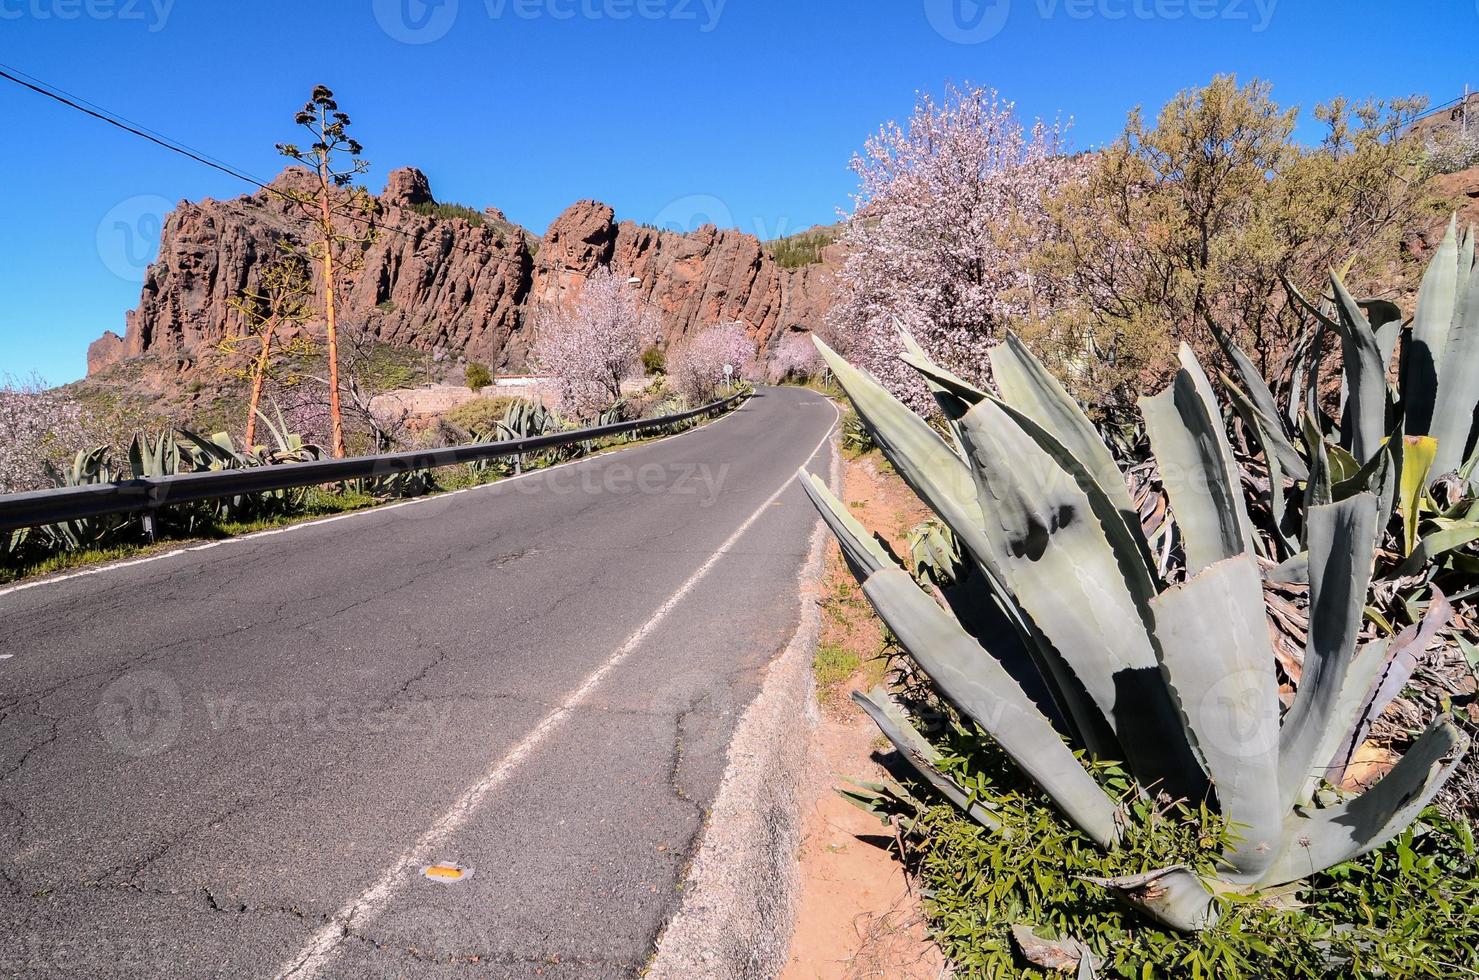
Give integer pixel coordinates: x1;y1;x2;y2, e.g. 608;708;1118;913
804;332;1469;932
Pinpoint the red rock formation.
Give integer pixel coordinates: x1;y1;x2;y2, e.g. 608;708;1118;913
86;169;841;378
532;200;839;355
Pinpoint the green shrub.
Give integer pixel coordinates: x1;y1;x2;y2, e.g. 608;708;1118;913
444;396;520;438
641;345;667;376
407;200;486;227
813;642;862;691
464;361;492;393
896;730;1479;979
770;229;836;269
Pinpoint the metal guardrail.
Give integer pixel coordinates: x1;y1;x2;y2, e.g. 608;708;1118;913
0;393;748;534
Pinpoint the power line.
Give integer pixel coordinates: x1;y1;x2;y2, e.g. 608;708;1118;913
0;62;522;263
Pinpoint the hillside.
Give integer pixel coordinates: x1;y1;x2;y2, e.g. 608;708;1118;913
85;167;843;386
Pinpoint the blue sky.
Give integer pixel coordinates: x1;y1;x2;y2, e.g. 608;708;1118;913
0;0;1474;384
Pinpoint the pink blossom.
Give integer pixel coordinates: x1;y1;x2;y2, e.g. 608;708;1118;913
668;322;758;405
0;375;93;495
532;268;657;419
767;333;822;383
828;83;1080;411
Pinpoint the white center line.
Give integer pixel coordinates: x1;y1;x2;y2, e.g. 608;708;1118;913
276;400;838;979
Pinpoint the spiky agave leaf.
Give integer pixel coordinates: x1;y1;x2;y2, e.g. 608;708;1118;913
1405;216;1461;440
1141;345;1257;575
953;397;1208;804
1259;717;1469;888
801;472;1123;846
1277;493;1381;811
852;686;1002;832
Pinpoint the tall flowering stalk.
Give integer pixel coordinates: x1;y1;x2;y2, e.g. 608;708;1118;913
532;268;656;419
829;83;1079;411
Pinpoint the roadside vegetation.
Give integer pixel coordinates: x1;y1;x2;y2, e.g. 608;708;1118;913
805;74;1479;977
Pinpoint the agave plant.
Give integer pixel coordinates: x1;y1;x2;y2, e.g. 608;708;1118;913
38;445;124;552
804;332;1470;931
1213;217;1479;575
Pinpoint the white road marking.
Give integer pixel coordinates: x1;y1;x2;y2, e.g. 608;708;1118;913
0;402;752;603
276;400;837;979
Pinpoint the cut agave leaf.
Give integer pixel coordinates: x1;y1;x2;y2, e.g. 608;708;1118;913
1080;866;1216;932
1148;555;1282;878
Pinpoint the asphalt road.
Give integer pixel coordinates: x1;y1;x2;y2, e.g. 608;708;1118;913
0;386;837;979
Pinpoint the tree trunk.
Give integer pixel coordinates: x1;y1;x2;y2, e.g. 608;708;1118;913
244;319;277;449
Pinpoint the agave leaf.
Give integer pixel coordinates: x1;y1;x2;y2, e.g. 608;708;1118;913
803;465;1115;759
815;340;1119;758
1224;380;1297;558
1266;551;1310;585
906;350;1157;600
956;398;1208;803
1397;521;1479;577
1300;413;1333;519
1358;298;1405;376
860;567;1124;847
1328;589;1453;784
1399;435;1439;555
1260;717;1469;888
1140;345;1256;576
987;333;1141;522
1404;216;1461;438
1222;372;1309;482
1080;866;1216;932
852;687;1001;831
1277;494;1381;811
1430;255;1479;476
1149;556;1283;878
1329;274;1392;462
799;472;892;578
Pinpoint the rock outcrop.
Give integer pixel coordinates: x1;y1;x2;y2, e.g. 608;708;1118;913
87;168;841;378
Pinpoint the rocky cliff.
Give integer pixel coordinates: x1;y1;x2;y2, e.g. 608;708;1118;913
87;168;841;378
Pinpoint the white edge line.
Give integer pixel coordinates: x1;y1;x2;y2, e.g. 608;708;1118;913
275;396;838;979
0;399;754;603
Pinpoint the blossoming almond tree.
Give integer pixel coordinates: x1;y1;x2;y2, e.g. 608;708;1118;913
532;268;656;419
767;332;823;383
827;82;1081;411
668;322;758;405
0;376;92;495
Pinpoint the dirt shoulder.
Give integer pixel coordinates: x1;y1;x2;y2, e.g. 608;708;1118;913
781;450;945;980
